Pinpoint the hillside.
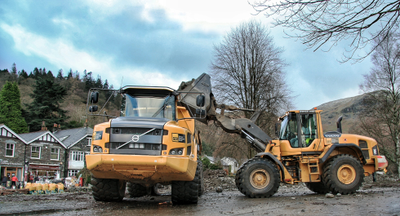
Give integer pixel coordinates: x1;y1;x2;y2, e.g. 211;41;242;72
316;94;367;133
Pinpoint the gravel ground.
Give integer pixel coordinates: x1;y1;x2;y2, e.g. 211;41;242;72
0;171;399;215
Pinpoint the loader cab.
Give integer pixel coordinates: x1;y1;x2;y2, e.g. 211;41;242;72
278;110;323;155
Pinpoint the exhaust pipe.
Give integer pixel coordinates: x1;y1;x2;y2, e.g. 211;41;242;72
336;116;343;133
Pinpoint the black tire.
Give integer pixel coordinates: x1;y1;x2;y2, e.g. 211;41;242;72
171;161;201;204
91;177;126;202
305;182;330;194
323;154;364;195
127;182;148;198
235;157;280;198
198;161;204;196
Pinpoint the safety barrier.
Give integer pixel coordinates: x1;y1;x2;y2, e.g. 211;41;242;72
24;183;64;194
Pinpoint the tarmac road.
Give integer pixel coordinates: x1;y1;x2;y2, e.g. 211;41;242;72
0;183;399;216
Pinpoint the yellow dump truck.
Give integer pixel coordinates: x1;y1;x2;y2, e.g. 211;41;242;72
86;74;211;203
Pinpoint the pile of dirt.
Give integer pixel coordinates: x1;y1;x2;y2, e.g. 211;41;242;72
203;169;237;192
363;173;400;188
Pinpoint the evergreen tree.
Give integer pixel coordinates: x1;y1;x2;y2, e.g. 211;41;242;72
47;70;54;79
0;82;28;133
67;69;73;79
103;79;109;89
25;76;68;132
19;69;28;79
56;69;64;80
95;75;102;88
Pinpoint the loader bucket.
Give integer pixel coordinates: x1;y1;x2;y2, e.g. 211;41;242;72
178;73;215;123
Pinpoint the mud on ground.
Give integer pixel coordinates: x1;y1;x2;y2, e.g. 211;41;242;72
0;171;399;215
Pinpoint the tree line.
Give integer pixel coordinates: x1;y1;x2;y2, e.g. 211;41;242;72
0;64;114;133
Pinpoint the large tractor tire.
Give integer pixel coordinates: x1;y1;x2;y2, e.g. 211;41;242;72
305;182;330;194
171;161;201;204
91;177;126;202
127;182;148;198
323;154;364;195
235;157;280;198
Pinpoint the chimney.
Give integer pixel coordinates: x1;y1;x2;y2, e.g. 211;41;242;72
53;123;57;133
41;121;47;131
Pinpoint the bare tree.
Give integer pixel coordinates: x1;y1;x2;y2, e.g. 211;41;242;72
211;20;291;115
359;30;400;177
251;0;400;62
210;20;292;160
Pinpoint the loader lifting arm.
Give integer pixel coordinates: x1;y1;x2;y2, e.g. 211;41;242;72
177;73;272;152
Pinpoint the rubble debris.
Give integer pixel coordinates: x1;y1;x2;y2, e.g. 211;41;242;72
203;169;236;192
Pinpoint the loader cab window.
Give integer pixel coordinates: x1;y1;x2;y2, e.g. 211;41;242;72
300;114;317;147
279;113;299;147
280;112;317;148
124;94;176;120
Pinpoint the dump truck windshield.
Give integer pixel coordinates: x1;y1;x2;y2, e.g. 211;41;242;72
124;94;175;120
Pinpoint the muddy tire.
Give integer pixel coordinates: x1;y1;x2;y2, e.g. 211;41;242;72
323;154;364;195
305;182;330;194
198;161;204;196
171;161;201;204
91;177;126;202
127;182;148;198
235;157;280;198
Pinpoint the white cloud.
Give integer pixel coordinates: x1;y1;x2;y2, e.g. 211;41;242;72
1;22;181;89
83;0;259;33
157;0;256;32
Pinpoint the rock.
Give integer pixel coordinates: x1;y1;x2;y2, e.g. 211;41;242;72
216;187;223;193
336;193;342;197
325;193;335;198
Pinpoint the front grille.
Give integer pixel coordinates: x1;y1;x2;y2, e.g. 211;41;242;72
109;127;164;155
362;150;370;159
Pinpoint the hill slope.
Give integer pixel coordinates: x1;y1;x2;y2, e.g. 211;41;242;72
316;93;367;133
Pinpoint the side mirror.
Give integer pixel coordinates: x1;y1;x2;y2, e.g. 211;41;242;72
91;91;99;103
196;95;205;107
89;105;98;112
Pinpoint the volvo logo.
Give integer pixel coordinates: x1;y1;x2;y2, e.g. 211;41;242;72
116;128;157;150
132;135;140;142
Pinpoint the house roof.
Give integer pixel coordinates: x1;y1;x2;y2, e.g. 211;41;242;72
0;124;28;144
53;127;93;149
19;130;66;148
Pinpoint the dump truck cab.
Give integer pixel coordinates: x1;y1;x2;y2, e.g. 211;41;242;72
86;84;206;203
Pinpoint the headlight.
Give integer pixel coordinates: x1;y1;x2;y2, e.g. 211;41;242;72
93;145;103;153
169;148;183;155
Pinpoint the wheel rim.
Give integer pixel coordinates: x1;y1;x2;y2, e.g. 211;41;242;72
250;168;270;189
337;164;356;184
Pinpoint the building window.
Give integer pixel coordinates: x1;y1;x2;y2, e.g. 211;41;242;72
5;143;15;157
68;169;80;177
87;137;92;146
31;146;41;159
50;148;60;160
70;151;85;161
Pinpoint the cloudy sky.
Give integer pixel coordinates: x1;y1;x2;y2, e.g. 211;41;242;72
0;0;373;110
